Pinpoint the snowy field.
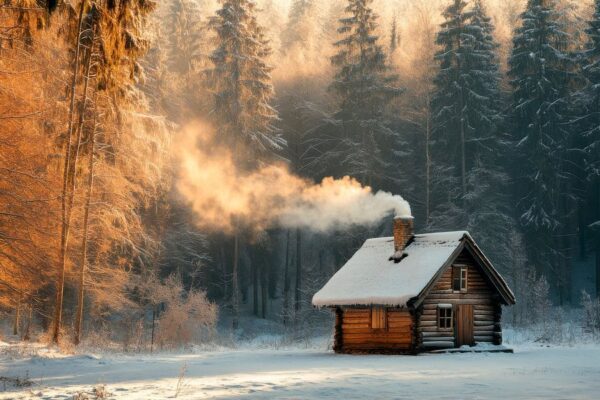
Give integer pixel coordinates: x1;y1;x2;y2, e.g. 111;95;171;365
1;341;600;399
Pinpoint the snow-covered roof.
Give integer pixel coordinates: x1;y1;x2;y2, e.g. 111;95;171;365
312;231;469;307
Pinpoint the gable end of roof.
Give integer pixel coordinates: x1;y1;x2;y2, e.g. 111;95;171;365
409;234;516;308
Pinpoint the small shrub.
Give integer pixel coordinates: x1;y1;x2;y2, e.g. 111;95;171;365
93;384;109;399
154;276;218;349
581;290;600;338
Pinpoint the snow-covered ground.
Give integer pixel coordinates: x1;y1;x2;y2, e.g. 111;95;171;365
1;340;599;399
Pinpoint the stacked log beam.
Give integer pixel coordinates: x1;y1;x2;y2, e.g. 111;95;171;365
339;307;413;353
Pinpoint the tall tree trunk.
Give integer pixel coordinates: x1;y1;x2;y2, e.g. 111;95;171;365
252;258;258;316
318;249;324;274
261;266;267;319
221;242;228;301
596;237;600;299
578;199;587;260
74;112;97;345
232;233;240;330
74;16;98;346
294;228;302;314
460;104;467;202
560;183;572;305
53;0;86;344
13;293;21;336
150;305;157;353
24;304;32;341
595;179;600;299
511;247;519;326
425;91;432;224
282;229;291;325
457;27;467;210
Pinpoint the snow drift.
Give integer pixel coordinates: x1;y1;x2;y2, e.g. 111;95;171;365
176;122;411;233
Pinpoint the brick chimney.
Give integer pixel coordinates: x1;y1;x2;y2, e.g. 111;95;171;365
393;216;414;252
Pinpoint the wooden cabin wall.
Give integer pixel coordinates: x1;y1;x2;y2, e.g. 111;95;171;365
335;307;414;353
418;250;503;351
334;307;343;353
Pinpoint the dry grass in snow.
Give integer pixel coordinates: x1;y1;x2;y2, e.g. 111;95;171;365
1;340;600;399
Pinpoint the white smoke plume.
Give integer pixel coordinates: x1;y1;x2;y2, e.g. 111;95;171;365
176;122;411;234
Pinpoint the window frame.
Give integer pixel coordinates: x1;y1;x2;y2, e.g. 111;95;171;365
452;265;468;293
371;306;388;330
437;305;453;330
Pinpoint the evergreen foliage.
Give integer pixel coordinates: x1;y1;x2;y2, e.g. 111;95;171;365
167;0;204;76
576;0;600;297
430;0;514;273
281;0;318;53
430;1;502;218
580;0;600;185
209;0;283;161
309;0;402;187
508;0;578;275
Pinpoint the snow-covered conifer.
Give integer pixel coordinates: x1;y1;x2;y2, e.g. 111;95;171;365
429;0;516;275
281;0;319;54
430;0;503;222
209;0;283;160
575;0;600;298
507;0;578;275
167;0;205;76
317;0;402;187
579;0;600;185
208;0;284;329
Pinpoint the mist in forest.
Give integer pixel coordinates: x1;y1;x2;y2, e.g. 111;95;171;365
192;0;541;85
176;122;411;234
1;0;599;352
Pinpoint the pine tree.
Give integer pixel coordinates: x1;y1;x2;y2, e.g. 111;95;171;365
281;0;318;53
465;0;511;251
468;0;503;139
577;0;600;297
313;0;402;187
430;0;504;228
580;0;600;192
430;0;473;224
401;0;438;225
158;0;209;121
389;15;398;55
209;0;283;160
167;0;204;76
429;0;514;272
508;0;578;295
209;0;283;329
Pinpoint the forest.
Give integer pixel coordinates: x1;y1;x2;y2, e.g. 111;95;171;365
0;0;599;350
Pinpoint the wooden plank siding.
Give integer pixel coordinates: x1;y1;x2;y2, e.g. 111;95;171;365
335;307;414;353
418;249;503;351
331;248;507;354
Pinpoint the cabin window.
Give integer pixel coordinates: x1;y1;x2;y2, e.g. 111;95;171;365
452;266;468;292
371;306;387;329
438;305;453;329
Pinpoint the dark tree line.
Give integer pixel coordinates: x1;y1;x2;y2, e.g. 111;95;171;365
185;0;600;328
2;0;600;344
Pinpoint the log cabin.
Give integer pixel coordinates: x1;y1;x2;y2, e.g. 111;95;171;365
312;216;515;354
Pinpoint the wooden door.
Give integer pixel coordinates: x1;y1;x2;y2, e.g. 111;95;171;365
455;305;474;347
